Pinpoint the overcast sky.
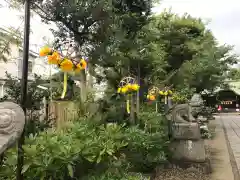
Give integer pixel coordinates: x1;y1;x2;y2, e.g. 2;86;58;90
153;0;240;55
0;0;240;55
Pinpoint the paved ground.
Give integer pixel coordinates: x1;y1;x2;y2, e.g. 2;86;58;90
207;117;235;180
219;114;240;179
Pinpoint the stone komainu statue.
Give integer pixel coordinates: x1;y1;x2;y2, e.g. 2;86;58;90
166;103;196;123
166;103;206;163
0;102;25;155
190;93;204;118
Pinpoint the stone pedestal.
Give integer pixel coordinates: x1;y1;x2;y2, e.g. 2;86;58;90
170;122;206;163
170;139;206;162
172;123;201;140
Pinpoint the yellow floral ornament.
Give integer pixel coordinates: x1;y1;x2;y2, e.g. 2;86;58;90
60;59;74;72
159;89;173;96
147;94;156;101
117;83;140;94
118;77;140;114
39;46;87;99
75;58;87;72
147;86;159;101
39;46;52;57
47;51;60;64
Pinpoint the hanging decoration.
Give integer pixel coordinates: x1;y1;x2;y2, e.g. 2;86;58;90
117;76;140;114
147;86;160;112
147;86;159;101
159;87;173;104
39;45;87;99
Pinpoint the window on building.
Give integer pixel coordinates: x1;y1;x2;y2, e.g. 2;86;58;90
0;82;5;98
18;49;34;74
28;61;33;73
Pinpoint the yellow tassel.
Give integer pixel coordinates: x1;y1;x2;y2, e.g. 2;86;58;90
164;96;167;104
126;99;130;114
61;72;68;99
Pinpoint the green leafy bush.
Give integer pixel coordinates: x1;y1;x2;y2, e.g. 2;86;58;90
138;111;167;132
0;121;127;180
0;117;168;179
121;126;169;172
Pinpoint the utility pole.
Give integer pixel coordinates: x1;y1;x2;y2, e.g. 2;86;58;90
17;0;31;179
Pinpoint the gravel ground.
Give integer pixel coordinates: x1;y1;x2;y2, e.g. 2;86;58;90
154;167;210;180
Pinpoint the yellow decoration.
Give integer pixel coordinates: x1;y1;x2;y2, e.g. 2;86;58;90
75;58;87;72
80;58;87;69
118;77;139;114
47;51;60;65
39;45;88;101
118;83;139;94
126;84;132;89
39;46;52;57
126;99;130;114
61;72;68;99
159;90;173;96
75;63;83;72
147;94;156;101
149;95;156;101
60;59;74;72
131;84;140;91
117;87;122;93
159;91;164;95
121;87;128;94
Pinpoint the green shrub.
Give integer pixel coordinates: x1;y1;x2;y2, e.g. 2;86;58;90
0;116;169;179
138;112;167;132
0;121;127;180
121;126;169;172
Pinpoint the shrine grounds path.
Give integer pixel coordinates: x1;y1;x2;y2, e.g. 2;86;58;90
209;114;240;180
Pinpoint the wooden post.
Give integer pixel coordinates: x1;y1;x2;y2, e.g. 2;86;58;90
156;101;158;113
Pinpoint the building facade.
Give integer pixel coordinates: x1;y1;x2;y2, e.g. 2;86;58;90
202;80;240;112
0;28;39;98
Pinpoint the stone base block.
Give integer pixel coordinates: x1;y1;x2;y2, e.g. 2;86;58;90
170;139;206;162
172;123;201;140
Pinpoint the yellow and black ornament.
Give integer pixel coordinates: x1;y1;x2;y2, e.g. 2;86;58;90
117;77;140;114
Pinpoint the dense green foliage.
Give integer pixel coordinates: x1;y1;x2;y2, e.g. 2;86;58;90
8;0;239;92
2;0;240;179
0;115;167;179
228;68;240;80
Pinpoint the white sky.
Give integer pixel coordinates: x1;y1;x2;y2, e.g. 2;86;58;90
153;0;240;55
0;0;240;55
0;1;54;52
